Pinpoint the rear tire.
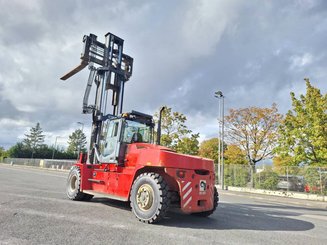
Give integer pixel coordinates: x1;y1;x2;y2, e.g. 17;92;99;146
130;172;170;223
192;186;219;217
66;166;93;201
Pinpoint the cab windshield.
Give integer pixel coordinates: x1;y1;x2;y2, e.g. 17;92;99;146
122;119;153;144
122;120;153;144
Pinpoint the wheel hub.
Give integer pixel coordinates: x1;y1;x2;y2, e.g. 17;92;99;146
136;184;154;211
70;175;77;192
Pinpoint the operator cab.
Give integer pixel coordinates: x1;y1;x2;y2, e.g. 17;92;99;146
99;110;154;164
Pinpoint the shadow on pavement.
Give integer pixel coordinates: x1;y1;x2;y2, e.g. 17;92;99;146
158;202;315;231
90;198;315;231
91;197;131;211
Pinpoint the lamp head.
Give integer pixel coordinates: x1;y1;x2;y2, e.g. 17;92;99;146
215;91;223;98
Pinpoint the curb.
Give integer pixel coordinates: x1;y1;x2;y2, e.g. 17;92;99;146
216;185;326;202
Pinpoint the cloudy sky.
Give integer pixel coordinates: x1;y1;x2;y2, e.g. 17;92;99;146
0;0;326;149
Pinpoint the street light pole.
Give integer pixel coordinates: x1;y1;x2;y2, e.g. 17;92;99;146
77;122;84;132
215;91;225;190
217;96;221;185
52;136;60;159
221;94;225;190
217;107;221;186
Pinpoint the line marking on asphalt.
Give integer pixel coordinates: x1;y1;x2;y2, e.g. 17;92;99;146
0;185;65;195
0;191;69;203
0;166;67;178
0;205;129;229
0;191;114;209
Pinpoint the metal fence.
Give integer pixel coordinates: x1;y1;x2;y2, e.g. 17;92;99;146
2;158;326;195
2;158;76;170
222;164;327;196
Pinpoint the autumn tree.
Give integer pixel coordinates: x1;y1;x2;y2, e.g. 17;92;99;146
199;139;248;187
273;155;296;167
198;138;227;163
272;155;299;175
23;122;45;158
199;138;219;163
224;144;247;165
275;79;327;165
67;129;87;156
223;144;248;188
225;104;282;186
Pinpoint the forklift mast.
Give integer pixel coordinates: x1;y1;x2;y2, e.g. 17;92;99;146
61;33;133;163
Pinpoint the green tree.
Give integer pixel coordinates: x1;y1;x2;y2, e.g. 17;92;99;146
224;164;250;187
304;167;327;194
67;129;87;156
7;142;77;160
225;104;282;187
0;146;5;156
155;106;191;150
23;122;45;158
7;142;31;158
175;133;200;155
0;146;8;161
254;167;279;190
276;79;327;165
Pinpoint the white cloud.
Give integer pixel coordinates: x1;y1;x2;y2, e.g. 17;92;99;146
181;0;238;56
289;53;313;70
0;118;30;128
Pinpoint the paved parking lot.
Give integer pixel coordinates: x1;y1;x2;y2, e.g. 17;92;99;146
0;164;326;245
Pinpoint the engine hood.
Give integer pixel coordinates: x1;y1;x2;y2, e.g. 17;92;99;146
126;143;214;172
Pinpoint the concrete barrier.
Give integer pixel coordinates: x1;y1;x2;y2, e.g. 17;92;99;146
3;158;75;170
41;159;76;170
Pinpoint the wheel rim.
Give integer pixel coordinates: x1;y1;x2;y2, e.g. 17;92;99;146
136;184;154;211
70;175;77;192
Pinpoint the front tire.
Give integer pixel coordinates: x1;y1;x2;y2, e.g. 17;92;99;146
66;166;93;201
130;172;170;223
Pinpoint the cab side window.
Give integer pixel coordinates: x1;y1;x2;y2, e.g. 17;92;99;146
102;120;119;157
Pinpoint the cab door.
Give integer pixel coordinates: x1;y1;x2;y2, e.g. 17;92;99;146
100;119;121;163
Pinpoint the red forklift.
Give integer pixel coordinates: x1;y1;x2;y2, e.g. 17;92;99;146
61;32;218;223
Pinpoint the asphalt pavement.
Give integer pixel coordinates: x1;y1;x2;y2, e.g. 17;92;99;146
0;163;326;245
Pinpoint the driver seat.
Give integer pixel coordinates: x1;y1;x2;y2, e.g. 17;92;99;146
131;132;143;143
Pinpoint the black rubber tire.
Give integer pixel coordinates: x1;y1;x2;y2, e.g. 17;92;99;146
192;186;219;217
66;166;93;201
130;172;170;224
